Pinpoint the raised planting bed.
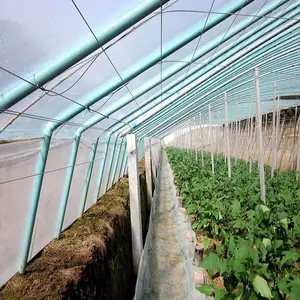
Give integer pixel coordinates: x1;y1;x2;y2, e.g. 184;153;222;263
0;160;148;300
167;147;300;300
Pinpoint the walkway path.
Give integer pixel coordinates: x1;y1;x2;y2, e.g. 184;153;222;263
146;152;189;299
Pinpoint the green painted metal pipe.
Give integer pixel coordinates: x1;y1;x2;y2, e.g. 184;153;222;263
116;141;127;181
17;1;257;273
17;1;258;270
133;23;300;131
1;0;169;111
110;1;298;130
122;154;128;176
105;133;121;191
79;137;99;217
106;5;300;136
132;29;300;135
136;54;300;138
45;0;254;136
55;135;80;239
95;17;298;143
19;134;51;274
96;133;112;200
18;0;168;273
111;138;125;185
145;55;300;139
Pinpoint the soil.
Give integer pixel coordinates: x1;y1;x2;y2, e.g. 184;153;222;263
0;159;147;300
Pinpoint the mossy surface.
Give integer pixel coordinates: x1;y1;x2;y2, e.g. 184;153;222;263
0;176;138;300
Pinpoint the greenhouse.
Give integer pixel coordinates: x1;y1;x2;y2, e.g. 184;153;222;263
0;0;300;299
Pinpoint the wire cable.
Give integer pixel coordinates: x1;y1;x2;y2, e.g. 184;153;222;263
156;8;300;22
71;0;145;114
0;108;107;132
180;0;216;89
0;66;131;129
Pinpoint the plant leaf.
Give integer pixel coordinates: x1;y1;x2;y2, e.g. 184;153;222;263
201;253;220;278
197;284;214;296
252;275;273;299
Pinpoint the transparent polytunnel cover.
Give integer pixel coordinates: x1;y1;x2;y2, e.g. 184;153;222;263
1;0;300;289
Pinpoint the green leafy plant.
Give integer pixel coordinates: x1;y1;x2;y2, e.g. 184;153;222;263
167;147;300;299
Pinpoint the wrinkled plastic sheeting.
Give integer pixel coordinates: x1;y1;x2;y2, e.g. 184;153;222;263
134;151;206;300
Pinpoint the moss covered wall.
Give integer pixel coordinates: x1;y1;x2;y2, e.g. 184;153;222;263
0;164;148;300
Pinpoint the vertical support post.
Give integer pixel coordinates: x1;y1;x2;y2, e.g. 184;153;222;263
20;134;51;274
127;134;143;274
271;82;277;177
189;124;192;151
200;112;204;167
79;137;99;217
95;133;112;201
224;93;231;178
297;117;300;180
250;97;254;173
115;141;127;182
151;139;157;181
144;137;152;210
111;137;124;186
122;154;128;176
208;105;214;176
254;68;266;204
194;117;196;159
105;134;120;191
56;135;81;239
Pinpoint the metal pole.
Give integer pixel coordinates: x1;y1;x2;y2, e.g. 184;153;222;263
95;133;112;200
115;141;127;183
254;68;266;204
111;137;125;186
79;138;99;217
105;134;121;192
56;135;81;239
19;135;51;274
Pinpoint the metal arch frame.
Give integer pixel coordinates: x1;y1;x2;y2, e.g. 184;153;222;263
131;38;300;137
137;74;300;140
89;4;300;142
134;58;300;139
18;0;255;275
13;0;300;274
78;0;296;135
74;0;297;141
0;0;170;111
60;7;300;223
75;18;300;219
69;18;300;220
130;19;300;126
130;30;300;137
117;12;300;137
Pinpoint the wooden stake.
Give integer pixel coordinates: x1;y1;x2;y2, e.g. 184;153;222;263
254;68;266;204
224;92;231;178
208;105;214;176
